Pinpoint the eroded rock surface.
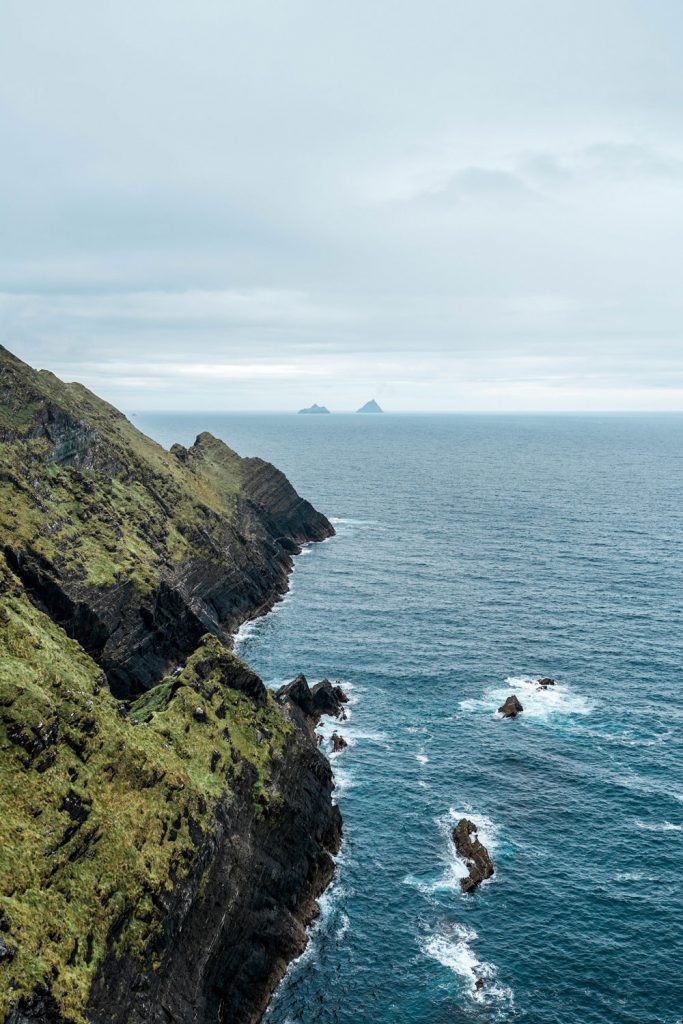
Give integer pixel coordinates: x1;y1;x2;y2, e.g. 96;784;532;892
452;818;495;893
0;347;341;1024
498;694;524;718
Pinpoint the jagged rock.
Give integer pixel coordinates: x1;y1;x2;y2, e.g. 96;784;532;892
0;346;342;1024
330;732;347;752
474;977;485;991
538;677;555;687
276;676;348;725
310;679;348;718
276;674;314;714
0;347;335;700
452;818;495;893
498;694;523;718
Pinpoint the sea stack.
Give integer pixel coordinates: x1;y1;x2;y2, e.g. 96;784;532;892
452;818;495;893
498;694;523;717
299;403;331;414
357;399;383;413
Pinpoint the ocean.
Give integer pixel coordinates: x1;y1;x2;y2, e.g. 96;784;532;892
136;412;683;1024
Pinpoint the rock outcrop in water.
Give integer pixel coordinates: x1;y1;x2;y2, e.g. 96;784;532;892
356;399;383;414
298;403;330;414
276;675;348;737
498;694;524;717
330;732;347;752
537;676;555;688
452;818;495;893
0;347;340;1024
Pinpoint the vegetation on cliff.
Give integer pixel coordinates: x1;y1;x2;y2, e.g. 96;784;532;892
0;348;340;1024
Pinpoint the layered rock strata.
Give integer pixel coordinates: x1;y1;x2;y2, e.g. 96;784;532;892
0;347;340;1024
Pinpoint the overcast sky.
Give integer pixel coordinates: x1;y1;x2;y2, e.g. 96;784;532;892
2;0;683;411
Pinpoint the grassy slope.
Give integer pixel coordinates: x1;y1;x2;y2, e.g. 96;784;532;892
0;347;244;594
0;349;303;1020
0;552;292;1022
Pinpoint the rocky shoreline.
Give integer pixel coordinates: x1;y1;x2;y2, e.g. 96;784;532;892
0;347;343;1024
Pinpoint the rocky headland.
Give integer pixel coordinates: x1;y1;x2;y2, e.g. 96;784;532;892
0;347;341;1024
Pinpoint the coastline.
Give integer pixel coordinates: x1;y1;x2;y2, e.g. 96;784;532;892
0;347;343;1024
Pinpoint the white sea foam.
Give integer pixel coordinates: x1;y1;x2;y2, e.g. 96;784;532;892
416;752;429;765
329;516;378;526
634;820;683;833
421;926;514;1009
233;618;259;649
404;806;500;897
460;674;593;723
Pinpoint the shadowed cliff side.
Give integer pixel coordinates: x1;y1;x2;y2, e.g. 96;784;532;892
0;348;340;1024
0;347;334;698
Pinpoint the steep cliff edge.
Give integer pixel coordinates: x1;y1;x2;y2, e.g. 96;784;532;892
0;348;340;1024
0;346;333;698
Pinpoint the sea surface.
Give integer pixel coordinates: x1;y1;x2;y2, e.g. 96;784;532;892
136;412;683;1024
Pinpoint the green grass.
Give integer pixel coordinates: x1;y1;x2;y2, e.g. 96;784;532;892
0;347;300;1020
0;556;292;1022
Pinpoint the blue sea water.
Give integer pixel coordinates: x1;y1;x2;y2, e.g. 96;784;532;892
136;412;683;1024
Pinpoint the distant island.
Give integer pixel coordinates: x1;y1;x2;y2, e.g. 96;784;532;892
298;403;331;414
357;399;383;414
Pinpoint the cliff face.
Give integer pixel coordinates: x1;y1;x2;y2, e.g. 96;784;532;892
0;348;340;1024
0;346;333;698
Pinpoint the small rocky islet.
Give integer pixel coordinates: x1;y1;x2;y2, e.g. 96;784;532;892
298;403;330;414
0;346;345;1024
452;818;495;894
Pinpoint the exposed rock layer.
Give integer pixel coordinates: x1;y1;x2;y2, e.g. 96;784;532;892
0;347;340;1024
498;694;523;718
452;818;495;893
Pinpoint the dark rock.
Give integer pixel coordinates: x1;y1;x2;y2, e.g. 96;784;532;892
276;676;349;726
474;977;485;991
537;677;555;687
310;679;348;719
193;707;207;723
330;733;347;752
4;715;59;763
498;694;523;718
452;818;494;893
276;674;314;715
82;722;342;1024
0;937;16;961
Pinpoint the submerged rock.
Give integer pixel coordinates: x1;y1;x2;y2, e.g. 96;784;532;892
498;694;523;717
452;818;495;893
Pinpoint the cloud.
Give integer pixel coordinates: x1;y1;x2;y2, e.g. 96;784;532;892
1;0;683;410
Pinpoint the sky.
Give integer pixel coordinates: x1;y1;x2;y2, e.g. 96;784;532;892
2;0;683;412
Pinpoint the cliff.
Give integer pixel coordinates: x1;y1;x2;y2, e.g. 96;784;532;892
0;348;341;1024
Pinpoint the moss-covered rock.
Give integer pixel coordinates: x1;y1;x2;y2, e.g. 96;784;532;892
0;346;333;697
0;349;341;1024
